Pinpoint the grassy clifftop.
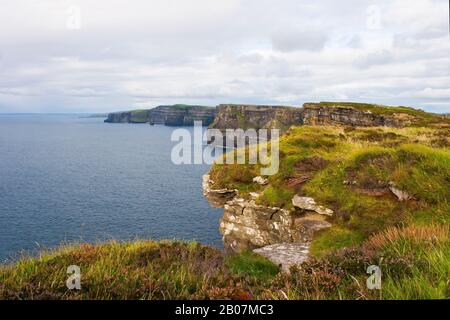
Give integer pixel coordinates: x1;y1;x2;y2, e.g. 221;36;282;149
1;227;448;299
127;109;149;123
210;125;449;242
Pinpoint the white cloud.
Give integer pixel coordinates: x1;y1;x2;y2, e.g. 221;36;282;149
404;88;450;99
0;0;449;113
271;29;328;52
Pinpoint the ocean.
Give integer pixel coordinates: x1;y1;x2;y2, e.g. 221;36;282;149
0;114;223;262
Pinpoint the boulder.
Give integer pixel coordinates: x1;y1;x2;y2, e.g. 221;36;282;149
220;198;293;252
293;213;332;242
254;243;311;273
292;195;333;216
249;192;261;199
388;182;416;201
202;174;238;208
253;176;268;185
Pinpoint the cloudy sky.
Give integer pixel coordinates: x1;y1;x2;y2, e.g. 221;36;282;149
0;0;449;113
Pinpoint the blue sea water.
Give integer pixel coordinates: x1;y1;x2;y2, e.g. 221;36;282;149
0;114;223;262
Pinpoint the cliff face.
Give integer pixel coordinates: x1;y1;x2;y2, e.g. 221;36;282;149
149;105;217;126
207;102;427;134
106;102;444;129
303;102;450;127
104;105;217;126
104;110;150;123
302;103;414;127
208;104;304;133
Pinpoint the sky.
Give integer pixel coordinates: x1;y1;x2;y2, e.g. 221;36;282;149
0;0;449;113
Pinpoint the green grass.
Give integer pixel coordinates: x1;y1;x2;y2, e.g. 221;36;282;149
225;251;279;282
210;125;450;255
0;240;279;300
257;185;296;208
363;224;450;299
310;227;365;257
128;109;149;123
303;144;450;236
266;224;449;300
0;229;447;300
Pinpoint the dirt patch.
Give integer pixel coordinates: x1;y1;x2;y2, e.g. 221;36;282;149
285;174;312;188
344;156;395;198
345;171;391;193
368;155;395;168
431;122;450;128
354;188;390;197
362;131;402;142
285;156;329;189
431;138;450;148
294;156;329;172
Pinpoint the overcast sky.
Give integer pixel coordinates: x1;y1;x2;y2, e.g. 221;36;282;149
0;0;449;113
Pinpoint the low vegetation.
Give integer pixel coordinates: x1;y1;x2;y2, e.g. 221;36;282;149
0;241;275;300
270;224;449;300
1;224;447;300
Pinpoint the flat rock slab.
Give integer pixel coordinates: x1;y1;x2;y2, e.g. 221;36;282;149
253;243;310;273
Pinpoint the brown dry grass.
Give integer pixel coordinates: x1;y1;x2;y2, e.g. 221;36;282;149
364;224;449;251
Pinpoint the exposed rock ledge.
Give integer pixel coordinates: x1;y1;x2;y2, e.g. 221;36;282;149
203;174;332;270
220;197;294;252
292;195;334;216
202;175;238;208
254;243;310;273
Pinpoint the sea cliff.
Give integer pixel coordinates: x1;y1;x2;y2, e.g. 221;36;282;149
105;102;447;130
104;104;217;126
207;102;447;132
208;104;304;133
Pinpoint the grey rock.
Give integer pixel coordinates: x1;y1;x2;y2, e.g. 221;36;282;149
253;176;268;185
388;182;416;201
202;174;238;208
292;195;333;216
254;243;311;273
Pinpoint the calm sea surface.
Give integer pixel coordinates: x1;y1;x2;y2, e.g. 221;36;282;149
0;114;223;262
